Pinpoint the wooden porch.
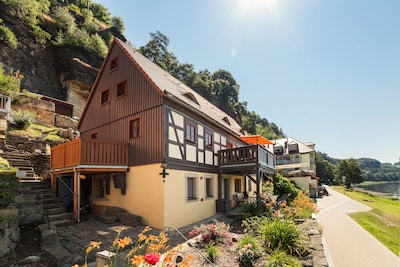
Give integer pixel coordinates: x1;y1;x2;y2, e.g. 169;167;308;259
50;138;129;222
216;145;276;213
50;138;129;171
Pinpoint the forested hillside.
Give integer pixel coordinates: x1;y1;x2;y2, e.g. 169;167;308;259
316;152;400;184
0;0;284;139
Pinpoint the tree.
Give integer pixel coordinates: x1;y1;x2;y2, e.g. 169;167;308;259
139;31;179;72
335;158;364;188
212;69;239;119
111;16;125;34
316;153;334;185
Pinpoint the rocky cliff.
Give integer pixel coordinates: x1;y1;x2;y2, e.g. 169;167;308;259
0;3;121;118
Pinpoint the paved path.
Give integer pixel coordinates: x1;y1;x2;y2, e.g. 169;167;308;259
316;188;399;267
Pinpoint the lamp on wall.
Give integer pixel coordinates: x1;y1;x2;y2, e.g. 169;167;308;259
159;160;169;181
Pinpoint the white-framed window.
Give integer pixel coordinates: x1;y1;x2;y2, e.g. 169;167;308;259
205;176;214;198
186;175;198;201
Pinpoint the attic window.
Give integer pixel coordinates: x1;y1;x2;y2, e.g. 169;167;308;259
110;57;118;71
288;143;299;154
101;89;109;104
117;80;127;97
273;145;283;155
182;92;199;105
222;117;231;125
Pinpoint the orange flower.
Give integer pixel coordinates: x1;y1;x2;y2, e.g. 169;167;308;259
131;255;144;265
85;241;102;254
114;236;132;249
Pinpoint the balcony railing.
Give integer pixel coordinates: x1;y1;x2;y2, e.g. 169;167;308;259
218;145;275;170
276;154;301;165
51;138;128;169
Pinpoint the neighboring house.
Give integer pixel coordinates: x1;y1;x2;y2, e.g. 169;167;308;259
50;38;275;229
267;137;318;196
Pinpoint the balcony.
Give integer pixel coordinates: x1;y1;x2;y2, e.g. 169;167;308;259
276;154;301;165
51;138;129;170
218;145;275;174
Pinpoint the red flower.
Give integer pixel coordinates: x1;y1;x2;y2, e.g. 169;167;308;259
144;253;160;265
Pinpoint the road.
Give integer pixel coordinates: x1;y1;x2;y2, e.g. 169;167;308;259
316;188;399;267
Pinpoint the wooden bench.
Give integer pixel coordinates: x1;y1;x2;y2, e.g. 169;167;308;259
233;192;248;207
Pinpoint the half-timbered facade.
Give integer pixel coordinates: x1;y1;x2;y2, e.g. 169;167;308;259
50;38;275;229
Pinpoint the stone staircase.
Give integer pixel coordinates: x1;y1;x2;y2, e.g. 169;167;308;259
27;182;74;228
5;147;42;182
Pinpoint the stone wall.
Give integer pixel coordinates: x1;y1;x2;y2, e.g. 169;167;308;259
0;212;19;258
14;190;44;225
13;95;55;127
54;113;78;129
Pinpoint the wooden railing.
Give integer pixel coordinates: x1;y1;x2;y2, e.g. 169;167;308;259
218;145;275;169
51;138;129;169
0;94;11;117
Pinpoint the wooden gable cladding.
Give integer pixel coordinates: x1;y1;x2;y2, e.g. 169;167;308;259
79;42;163;135
78;40;164;166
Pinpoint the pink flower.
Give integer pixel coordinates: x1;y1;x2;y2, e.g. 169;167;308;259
144;253;160;265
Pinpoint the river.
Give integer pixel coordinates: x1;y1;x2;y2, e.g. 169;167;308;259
355;181;400;196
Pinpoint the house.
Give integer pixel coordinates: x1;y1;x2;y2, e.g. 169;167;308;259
267;137;318;196
49;38;276;229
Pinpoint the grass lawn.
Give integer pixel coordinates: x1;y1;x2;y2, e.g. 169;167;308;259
332;186;400;255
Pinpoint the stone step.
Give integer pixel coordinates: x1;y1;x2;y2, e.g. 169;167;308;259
44;202;63;209
50;219;74;228
46;207;67;215
44;197;63;204
48;212;71;222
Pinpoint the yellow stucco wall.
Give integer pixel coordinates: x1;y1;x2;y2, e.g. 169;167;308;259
288;176;311;195
91;164;165;229
164;169;218;228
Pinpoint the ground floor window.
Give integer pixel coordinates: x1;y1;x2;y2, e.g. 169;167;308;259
93;175;110;198
235;178;242;193
205;176;214;198
186;175;198;201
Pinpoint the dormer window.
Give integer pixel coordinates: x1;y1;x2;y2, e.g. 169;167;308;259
222;117;231;125
288;142;299;154
273;145;283;155
182;92;199;105
110;57;118;71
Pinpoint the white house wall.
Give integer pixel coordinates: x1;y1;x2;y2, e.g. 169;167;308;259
166;107;235;166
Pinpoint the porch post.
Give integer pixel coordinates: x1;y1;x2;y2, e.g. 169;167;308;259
73;170;81;222
256;167;261;202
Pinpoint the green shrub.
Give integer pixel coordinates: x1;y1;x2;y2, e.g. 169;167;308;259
238;234;261;265
0;209;19;223
205;242;220;263
259;218;302;255
89;33;108;57
10;109;33;130
274;174;299;203
0;24;18;48
53;6;76;33
241;201;266;218
32;25;51;44
0;172;19;208
265;249;301;267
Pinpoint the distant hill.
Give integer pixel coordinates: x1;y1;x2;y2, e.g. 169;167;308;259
318;152;400;182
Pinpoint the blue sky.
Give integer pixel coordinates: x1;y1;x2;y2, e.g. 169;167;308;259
95;0;399;164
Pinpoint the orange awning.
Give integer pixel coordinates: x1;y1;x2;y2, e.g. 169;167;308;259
240;135;273;145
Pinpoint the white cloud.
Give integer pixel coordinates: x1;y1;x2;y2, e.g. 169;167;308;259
230;48;238;57
354;42;361;48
